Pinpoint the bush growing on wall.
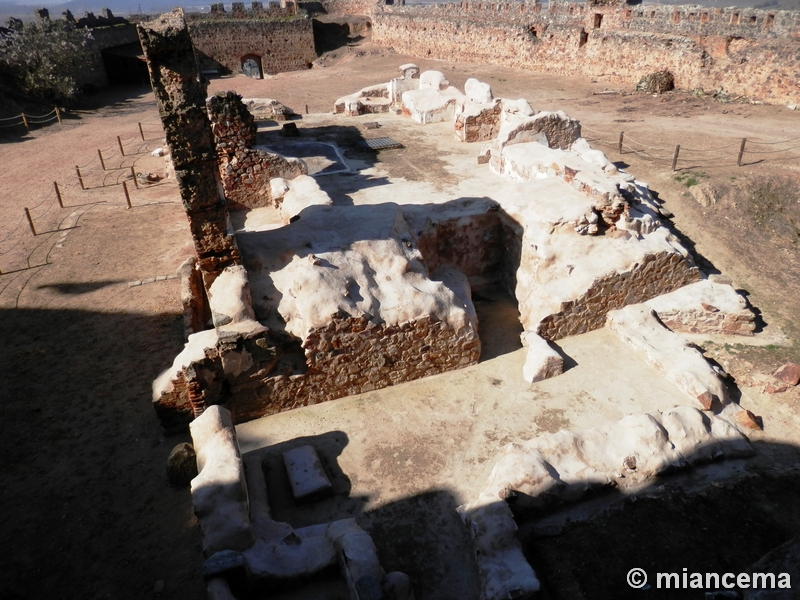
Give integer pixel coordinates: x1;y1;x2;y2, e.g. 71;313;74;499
0;16;94;104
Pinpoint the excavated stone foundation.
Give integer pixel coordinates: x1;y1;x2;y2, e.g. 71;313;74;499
139;14;767;594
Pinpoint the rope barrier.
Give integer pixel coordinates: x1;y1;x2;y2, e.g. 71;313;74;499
25;190;54;212
579;124;606;136
583;135;619;146
581;125;800;168
746;136;800;146
0;273;27;301
24;109;56;119
0;228;27;257
616;133;664;151
75;156;100;169
26;116;57;125
31;199;57;221
26;232;58;269
744;143;800;155
0;215;25;246
620;142;674;161
680;141;742;153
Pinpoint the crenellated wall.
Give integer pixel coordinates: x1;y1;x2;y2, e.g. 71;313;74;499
186;12;316;75
372;0;799;37
310;0;382;15
368;0;799;105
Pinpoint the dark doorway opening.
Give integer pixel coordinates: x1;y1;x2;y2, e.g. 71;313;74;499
241;54;263;79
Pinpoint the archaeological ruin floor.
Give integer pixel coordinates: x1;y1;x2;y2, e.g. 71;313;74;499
1;46;799;600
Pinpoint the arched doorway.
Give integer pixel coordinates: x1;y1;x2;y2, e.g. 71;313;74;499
241;54;263;79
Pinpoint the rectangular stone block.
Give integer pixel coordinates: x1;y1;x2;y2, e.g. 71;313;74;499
282;445;333;503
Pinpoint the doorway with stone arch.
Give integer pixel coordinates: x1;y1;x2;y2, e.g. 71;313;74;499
241;54;263;79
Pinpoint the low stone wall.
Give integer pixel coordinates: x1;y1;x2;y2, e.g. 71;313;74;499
188;17;316;76
607;304;730;408
206;91;307;210
155;313;479;426
461;405;754;600
536;251;701;340
190;405;254;557
645;279;756;336
232;314;480;422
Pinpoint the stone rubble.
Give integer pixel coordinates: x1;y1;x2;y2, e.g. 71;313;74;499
166;442;198;487
334;83;392;116
240;97;292;121
521;331;564;384
401;70;466;124
332;62;423;117
269;174;334;225
282;445;334;503
773;362;800;386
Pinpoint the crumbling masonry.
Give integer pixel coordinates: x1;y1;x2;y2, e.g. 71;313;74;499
138;10;240;281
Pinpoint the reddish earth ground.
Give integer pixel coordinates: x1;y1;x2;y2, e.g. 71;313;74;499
0;41;798;599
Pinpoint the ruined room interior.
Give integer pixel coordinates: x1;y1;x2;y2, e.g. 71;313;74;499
133;5;800;600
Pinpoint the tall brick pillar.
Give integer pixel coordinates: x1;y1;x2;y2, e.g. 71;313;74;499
137;9;240;280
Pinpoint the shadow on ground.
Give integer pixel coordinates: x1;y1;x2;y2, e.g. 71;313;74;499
0;307;205;600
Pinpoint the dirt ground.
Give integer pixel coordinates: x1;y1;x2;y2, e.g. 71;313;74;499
1;41;799;600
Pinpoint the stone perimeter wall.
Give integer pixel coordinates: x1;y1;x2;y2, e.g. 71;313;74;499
312;0;381;15
187;15;316;75
370;0;799;105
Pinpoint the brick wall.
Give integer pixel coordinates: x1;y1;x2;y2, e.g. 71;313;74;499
535;251;701;340
230;315;480;422
154;312;480;427
139;10;241;280
187;16;316;75
206;91;308;210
